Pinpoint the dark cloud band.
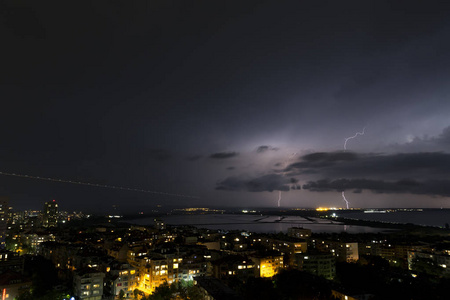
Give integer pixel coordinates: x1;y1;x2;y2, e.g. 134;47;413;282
216;174;296;192
303;178;450;197
210;152;239;159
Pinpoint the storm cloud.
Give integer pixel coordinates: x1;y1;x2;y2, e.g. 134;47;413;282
283;151;450;197
286;152;450;181
210;152;239;159
392;126;450;152
286;152;358;171
216;150;450;197
216;174;293;192
186;155;203;162
303;178;450;197
256;145;279;153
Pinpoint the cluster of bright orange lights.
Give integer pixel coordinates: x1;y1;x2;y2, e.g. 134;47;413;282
316;207;341;211
316;207;329;211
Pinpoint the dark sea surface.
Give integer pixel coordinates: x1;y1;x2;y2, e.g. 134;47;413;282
338;209;450;228
127;214;389;234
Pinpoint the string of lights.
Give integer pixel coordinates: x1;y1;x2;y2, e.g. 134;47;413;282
0;171;199;199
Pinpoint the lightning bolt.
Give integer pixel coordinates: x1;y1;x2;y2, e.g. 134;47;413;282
276;151;298;207
341;191;349;209
344;127;365;150
338;127;366;209
340;127;366;208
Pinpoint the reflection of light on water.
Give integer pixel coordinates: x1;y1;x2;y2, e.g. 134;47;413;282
126;214;389;234
160;214;387;234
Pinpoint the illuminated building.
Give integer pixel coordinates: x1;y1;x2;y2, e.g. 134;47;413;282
20;233;55;254
177;253;211;281
136;254;178;294
360;241;424;268
287;227;311;239
20;215;40;231
251;253;283;278
42;200;58;228
0;197;9;249
233;241;248;252
107;263;137;299
0;250;24;274
341;242;359;262
212;255;256;280
254;237;306;267
408;250;450;277
127;246;150;269
333;242;359;262
73;269;105;300
313;239;359;263
154;218;166;231
293;252;336;280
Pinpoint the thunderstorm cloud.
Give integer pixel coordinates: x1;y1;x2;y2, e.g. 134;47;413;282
216;174;293;192
210;152;239;159
286;152;450;180
256;145;279;153
287;151;450;197
302;178;450;197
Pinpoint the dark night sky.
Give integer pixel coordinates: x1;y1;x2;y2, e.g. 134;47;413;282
2;1;450;212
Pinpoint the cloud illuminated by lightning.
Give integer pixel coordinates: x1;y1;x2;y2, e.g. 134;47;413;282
0;171;199;199
344;127;365;150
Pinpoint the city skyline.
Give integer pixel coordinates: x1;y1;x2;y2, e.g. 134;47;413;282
2;1;450;212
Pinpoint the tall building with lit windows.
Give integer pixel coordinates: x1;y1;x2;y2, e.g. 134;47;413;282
293;252;336;280
136;253;179;295
42;200;58;228
73;268;104;300
0;197;9;249
250;253;284;278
